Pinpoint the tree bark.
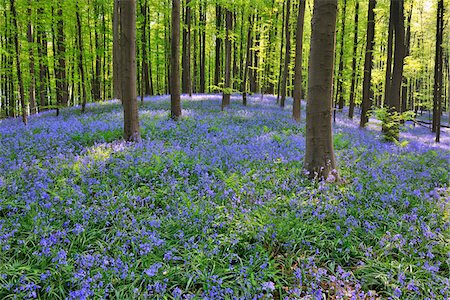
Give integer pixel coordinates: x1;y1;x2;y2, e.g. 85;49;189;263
55;2;68;108
305;0;338;180
27;2;37;115
433;0;444;142
293;0;306;122
280;0;291;108
222;9;233;110
383;3;394;107
182;0;192;96
141;0;151;101
76;1;87;113
360;0;376;128
242;14;253;106
336;0;347;111
120;0;140;141
215;5;223;87
348;1;359;119
10;0;27;124
113;0;121;100
171;0;182;120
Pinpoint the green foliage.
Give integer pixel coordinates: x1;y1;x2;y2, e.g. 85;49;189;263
374;107;414;143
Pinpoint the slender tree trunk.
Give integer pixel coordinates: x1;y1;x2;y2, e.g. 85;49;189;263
76;2;87;113
113;0;121;100
348;1;359;119
293;0;306;122
55;3;68;108
360;0;376;127
27;2;37;114
215;5;223;87
277;4;286;103
434;0;444;141
280;0;291;108
336;0;347;110
171;0;182;120
11;0;27;124
199;1;206;93
401;3;413;113
389;0;405;112
182;0;192;96
222;9;233;110
242;14;253;106
141;0;151;101
384;3;394;107
120;0;140;141
305;0;338;180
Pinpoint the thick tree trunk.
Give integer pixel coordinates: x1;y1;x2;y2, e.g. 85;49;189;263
389;0;405;112
360;0;376;128
280;0;291;108
304;0;338;180
293;0;306;122
171;0;182;120
348;1;359;119
182;0;192;96
120;0;140;141
222;9;233;110
76;2;87;113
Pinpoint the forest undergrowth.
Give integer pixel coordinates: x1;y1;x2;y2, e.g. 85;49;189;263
0;95;449;299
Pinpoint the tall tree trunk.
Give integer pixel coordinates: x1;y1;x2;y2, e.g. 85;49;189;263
384;3;394;107
305;0;338;180
242;14;253;106
55;3;68;109
360;0;376;127
92;2;101;101
280;0;291;108
11;0;27;124
277;3;286;103
113;0;121;100
199;1;206;93
293;0;306;122
222;9;233;110
215;5;223;87
182;0;192;95
348;1;359;119
171;0;182;120
433;0;444;142
401;3;413;113
336;0;347;110
76;2;87;113
141;0;151;101
120;0;140;141
37;7;48;110
389;0;405;112
27;2;37;114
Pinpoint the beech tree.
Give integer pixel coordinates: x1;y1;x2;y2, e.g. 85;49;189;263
304;0;338;180
120;0;140;141
222;8;232;110
293;0;306;123
360;0;376;128
171;0;182;120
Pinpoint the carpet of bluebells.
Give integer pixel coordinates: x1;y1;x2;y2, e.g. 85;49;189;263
0;95;449;300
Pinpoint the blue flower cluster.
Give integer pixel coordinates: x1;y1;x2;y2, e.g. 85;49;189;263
0;95;449;299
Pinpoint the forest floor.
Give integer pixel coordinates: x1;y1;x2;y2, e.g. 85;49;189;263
0;95;449;299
